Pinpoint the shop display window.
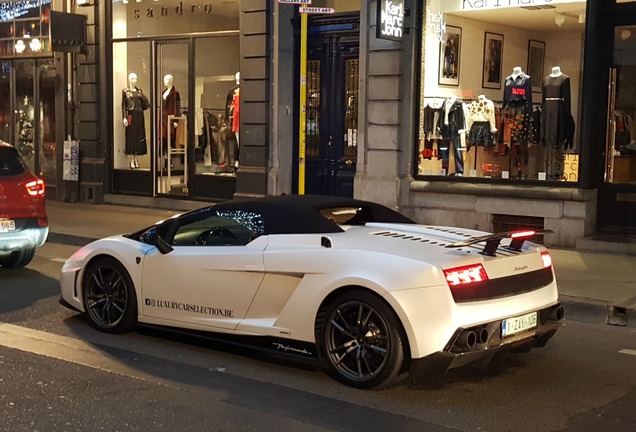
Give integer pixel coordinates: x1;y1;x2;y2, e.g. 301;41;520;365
111;0;240;193
418;0;584;182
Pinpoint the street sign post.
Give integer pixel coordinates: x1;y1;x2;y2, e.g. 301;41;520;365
278;0;335;194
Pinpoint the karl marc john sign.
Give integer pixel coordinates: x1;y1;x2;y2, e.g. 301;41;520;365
377;0;405;42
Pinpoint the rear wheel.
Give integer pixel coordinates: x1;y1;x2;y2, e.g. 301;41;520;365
0;247;35;268
317;291;407;389
82;257;138;333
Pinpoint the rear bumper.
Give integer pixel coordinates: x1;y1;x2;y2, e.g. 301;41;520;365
0;226;48;253
410;303;563;381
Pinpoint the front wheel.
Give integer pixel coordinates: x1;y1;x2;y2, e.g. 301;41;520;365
317;291;408;389
82;257;138;333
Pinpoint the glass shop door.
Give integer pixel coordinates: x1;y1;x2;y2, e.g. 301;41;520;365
155;41;190;196
600;25;636;234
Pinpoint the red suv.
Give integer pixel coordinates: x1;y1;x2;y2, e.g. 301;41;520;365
0;141;48;268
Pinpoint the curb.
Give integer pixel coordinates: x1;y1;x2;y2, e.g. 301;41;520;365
47;232;97;247
560;295;636;328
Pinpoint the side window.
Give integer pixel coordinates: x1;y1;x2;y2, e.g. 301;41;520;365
172;210;264;246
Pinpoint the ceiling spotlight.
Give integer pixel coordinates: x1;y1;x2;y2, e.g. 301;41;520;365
621;29;632;40
555;14;566;27
578;13;585;24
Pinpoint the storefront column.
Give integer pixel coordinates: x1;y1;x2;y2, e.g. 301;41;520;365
579;0;612;190
355;0;414;209
234;1;271;199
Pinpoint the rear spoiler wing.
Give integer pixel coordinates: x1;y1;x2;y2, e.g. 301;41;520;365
445;230;553;257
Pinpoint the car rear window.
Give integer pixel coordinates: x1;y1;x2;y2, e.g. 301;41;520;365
0;147;26;176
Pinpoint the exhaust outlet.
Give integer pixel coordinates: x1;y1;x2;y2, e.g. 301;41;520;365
457;330;477;348
549;305;565;321
479;327;490;344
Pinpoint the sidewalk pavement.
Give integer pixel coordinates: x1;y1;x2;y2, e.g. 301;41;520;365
45;200;636;328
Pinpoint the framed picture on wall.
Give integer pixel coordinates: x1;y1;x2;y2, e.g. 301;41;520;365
482;32;504;89
527;40;545;93
438;25;462;86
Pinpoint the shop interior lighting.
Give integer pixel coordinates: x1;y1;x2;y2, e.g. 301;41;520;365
0;0;51;21
29;38;41;52
14;40;25;54
578;13;585;24
554;14;566;27
621;29;632;40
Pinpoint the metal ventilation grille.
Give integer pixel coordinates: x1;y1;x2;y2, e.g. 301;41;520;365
372;229;523;256
492;215;545;244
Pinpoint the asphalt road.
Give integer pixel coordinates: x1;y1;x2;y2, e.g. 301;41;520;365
0;242;635;432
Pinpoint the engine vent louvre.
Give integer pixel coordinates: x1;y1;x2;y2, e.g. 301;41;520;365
372;228;523;256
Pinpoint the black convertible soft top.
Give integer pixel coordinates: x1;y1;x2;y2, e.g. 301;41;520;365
211;194;415;235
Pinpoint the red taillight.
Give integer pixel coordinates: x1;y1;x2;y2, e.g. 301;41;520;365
26;179;45;196
540;251;552;268
443;264;489;286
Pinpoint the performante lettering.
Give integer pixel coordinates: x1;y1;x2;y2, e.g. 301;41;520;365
145;298;233;318
272;343;313;356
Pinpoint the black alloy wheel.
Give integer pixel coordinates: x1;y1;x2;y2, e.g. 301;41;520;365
319;291;407;389
82;257;138;333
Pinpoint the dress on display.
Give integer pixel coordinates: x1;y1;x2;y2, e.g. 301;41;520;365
160;86;180;148
466;96;497;148
541;74;573;148
122;87;149;155
440;97;466;174
502;73;533;145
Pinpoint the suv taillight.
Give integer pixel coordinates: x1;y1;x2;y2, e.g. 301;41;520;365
26;179;45;196
443;264;489;286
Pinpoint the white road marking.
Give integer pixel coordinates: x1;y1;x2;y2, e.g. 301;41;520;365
51;257;67;263
619;349;636;356
0;323;159;382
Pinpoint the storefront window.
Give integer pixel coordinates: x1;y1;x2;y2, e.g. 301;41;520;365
194;36;240;176
418;0;584;182
111;0;240;195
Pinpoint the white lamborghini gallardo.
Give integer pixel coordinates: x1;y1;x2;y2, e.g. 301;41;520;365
60;195;563;389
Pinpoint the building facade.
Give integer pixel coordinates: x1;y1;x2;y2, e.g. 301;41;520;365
5;0;636;249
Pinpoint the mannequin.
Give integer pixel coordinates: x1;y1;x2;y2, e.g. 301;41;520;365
232;72;240;150
121;72;150;169
550;66;562;77
542;66;574;178
160;74;180;165
220;72;240;171
439;95;466;175
502;67;533;178
466;95;497;148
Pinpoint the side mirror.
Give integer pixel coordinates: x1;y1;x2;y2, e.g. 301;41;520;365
142;228;173;254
